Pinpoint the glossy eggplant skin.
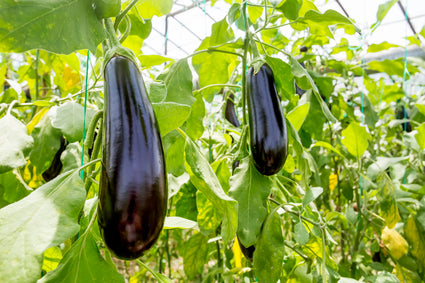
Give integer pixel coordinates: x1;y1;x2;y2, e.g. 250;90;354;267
224;91;240;127
247;64;288;176
99;55;167;260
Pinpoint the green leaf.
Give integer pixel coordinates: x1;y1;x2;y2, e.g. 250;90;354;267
376;172;400;228
0;169;32;205
41;247;62;274
138;55;174;68
253;208;284;283
167;173;189;199
196;191;221;235
120;15;151;39
136;0;173;19
366;156;409;180
210;18;234;46
265;56;294;100
0;0;105;54
367;42;400;53
415;123;425;150
312;141;345;159
292;9;358;37
152;102;191;136
376;0;398;23
303;186;323;206
0;170;85;283
29;111;62;175
192;38;237;99
164;216;197;230
60;142;84;173
38;231;124;283
182;93;205;140
183;134;238;242
0;114;33;173
247;6;263;23
341;122;371;158
229;157;272;247
294;221;309;245
287;103;310;131
51;102;95;143
182;233;209;280
278;0;302;20
175;182;198;222
368;59;419;78
158;59;195;106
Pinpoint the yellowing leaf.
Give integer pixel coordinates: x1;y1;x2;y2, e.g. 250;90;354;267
405;216;425;271
232;238;243;268
329;174;338;191
381;227;408;260
27;108;49;134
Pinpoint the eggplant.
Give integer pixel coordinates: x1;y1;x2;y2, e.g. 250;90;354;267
42;136;68;181
237;236;255;261
247;64;288;176
224;91;240;127
395;105;412;132
99;55;167;260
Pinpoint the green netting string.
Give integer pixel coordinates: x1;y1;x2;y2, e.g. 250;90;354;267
402;0;410;184
80;50;90;179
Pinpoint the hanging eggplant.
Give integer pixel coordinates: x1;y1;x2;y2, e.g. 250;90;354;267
98;55;167;260
247;64;288;176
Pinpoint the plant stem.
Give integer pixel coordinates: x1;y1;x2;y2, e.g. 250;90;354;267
6;100;19;115
104;18;121;49
114;0;139;30
194;84;241;94
216;239;222;282
185;48;243;60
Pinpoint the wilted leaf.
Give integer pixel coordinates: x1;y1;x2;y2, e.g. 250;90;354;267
182;233;209;280
376;172;400;228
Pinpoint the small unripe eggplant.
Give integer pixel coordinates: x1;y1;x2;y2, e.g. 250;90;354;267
224;91;240;127
98;55;167;260
247;64;288;176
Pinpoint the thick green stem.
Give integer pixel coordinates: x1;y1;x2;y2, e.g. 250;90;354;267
84;110;104;150
104;18;121;49
84;122;103;192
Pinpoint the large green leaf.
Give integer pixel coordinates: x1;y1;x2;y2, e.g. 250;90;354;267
367;42;400;53
183;134;238;242
368;59;419;78
0;170;85;283
38;230;124;283
136;0;173;19
29;110;62;174
341;122;371;158
51;102;95;143
253;208;284;283
366;156;409;180
229;157;272;247
0;114;33;173
158;59;195;106
210;18;234;46
376;172;400;228
152;102;191;136
182;233;209;280
0;0;105;54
